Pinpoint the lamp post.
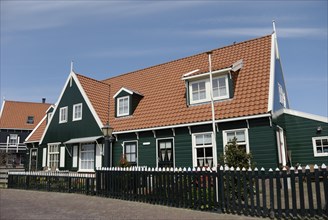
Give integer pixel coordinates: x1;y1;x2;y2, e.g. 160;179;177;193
102;122;114;168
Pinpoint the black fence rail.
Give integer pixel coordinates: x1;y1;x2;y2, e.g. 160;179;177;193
7;164;328;219
96;164;328;219
7;171;95;195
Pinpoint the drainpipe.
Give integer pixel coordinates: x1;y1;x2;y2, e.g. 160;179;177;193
207;51;217;168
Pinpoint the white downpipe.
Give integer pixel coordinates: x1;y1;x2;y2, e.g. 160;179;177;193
208;52;217;167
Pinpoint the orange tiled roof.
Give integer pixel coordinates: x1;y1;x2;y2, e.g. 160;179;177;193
0;101;51;130
102;35;272;132
76;74;110;125
25;115;47;143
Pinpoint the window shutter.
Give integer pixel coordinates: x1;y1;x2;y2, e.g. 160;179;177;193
60;146;65;167
72;145;78;167
42;148;47;167
95;145;102;168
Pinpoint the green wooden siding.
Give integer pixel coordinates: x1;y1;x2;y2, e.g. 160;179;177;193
112;117;278;169
276;114;328;166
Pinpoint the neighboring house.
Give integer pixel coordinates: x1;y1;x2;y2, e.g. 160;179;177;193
25;105;54;171
0;100;51;168
36;31;327;172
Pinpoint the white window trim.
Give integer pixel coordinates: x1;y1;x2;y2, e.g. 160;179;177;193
59;106;68;123
122;141;138;166
9;134;18;146
78;143;95;172
312;136;328;157
156;137;175;168
189;75;229;105
73;103;83;121
222;128;250;154
47;142;61;170
192;132;216;168
117;96;130;117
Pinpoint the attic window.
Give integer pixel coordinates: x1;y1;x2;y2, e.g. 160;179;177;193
27;116;34;124
189;75;229;104
117;96;130;117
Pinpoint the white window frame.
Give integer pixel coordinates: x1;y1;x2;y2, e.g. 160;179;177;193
312;136;328;157
192;132;216;168
9;134;18;146
156;137;175;168
59;106;68;123
123;141;138;166
189;75;229;104
117;96;130;117
47;143;60;170
73;103;83;121
79;143;95;172
222;128;250;154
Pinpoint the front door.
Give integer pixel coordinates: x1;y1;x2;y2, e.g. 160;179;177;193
157;139;174;168
30;148;38;171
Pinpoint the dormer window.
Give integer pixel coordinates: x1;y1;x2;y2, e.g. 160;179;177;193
117;96;130;117
26;116;34;124
114;87;143;118
189;75;229;104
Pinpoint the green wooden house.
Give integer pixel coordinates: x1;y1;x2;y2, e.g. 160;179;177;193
32;31;327;172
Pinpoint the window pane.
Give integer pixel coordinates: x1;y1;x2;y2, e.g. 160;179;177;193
166;142;172;149
316;140;322;146
227;132;235;142
199;90;206;99
204;134;212;145
199;81;205;90
196;148;204;157
196;135;203;145
322;139;328;146
219;87;227;96
205;147;213;157
218;77;226;87
236;131;245;142
160;142;166;149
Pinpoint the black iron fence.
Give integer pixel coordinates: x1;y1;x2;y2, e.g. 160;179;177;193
7;171;95;195
8;164;328;219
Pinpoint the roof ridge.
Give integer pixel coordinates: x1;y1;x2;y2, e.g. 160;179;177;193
102;34;272;82
2;100;52;105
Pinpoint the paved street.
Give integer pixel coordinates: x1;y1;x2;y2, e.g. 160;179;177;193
0;189;264;220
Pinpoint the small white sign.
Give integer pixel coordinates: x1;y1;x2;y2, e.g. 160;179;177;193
143;142;150;146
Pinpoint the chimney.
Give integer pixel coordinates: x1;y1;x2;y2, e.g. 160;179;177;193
42;98;46;103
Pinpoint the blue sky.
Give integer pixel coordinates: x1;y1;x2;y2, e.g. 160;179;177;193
1;1;327;117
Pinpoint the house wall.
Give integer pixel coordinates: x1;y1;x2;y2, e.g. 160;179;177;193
40;78;103;171
112;117;278;170
275;113;328;166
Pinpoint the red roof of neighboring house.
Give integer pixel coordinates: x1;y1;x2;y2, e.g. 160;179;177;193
0;100;51;130
25;115;47;143
102;34;272;132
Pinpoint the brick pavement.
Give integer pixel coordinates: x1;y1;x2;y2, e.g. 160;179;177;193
0;189;264;220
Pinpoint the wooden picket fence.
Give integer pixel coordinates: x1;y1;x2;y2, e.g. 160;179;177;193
7;171;95;195
96;164;327;219
7;164;328;219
